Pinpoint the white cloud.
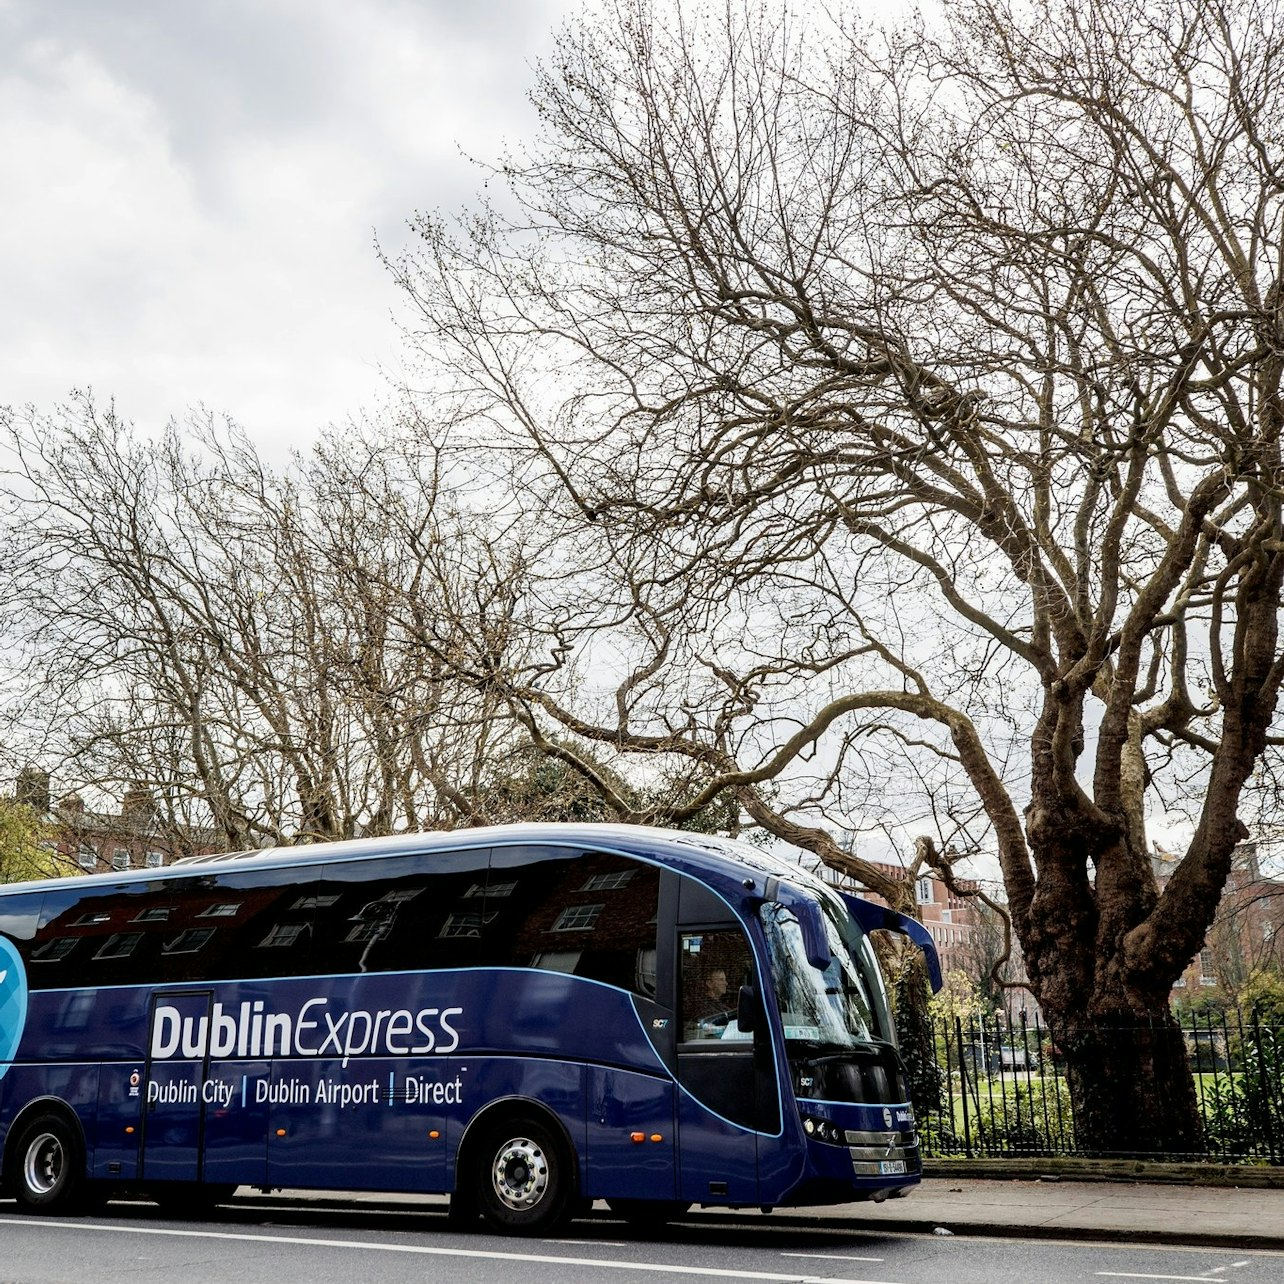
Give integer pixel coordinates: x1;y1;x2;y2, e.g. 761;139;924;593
0;0;563;448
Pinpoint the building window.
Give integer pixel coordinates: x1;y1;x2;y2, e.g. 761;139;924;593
552;904;604;932
162;928;215;955
197;898;241;919
916;877;933;905
30;938;76;963
1199;948;1216;984
132;907;172;923
198;902;241;918
581;871;635;891
468;880;516;899
438;911;497;939
72;911;111;926
145;850;165;869
77;847;97;869
376;889;421;905
259;924;307;948
55;990;93;1031
291;894;339;910
345;920;391;944
111;849;131;871
94;932;143;960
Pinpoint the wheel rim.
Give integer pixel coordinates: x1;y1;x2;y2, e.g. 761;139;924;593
490;1135;549;1212
23;1131;64;1196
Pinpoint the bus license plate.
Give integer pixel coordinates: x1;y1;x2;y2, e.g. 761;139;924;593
879;1160;907;1175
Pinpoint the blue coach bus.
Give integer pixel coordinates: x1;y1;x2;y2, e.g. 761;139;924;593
0;823;940;1233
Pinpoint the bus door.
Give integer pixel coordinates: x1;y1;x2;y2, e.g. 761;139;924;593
142;990;213;1183
675;927;772;1204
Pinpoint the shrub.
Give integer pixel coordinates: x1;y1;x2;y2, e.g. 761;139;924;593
971;1078;1075;1156
1203;1022;1284;1160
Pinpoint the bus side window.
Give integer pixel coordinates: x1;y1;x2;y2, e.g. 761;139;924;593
0;893;44;975
680;929;754;1042
312;850;496;975
0;892;43;950
488;847;661;998
31;885;163;990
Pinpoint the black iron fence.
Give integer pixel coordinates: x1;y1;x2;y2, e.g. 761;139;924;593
918;1011;1284;1164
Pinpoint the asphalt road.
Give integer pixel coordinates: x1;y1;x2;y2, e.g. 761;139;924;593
0;1195;1278;1284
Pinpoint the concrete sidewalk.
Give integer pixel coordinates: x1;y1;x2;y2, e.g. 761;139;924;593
779;1176;1284;1251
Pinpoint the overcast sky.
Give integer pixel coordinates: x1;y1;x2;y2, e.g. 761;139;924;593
0;0;567;450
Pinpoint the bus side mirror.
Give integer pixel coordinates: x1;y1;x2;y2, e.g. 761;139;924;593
839;892;943;993
737;984;757;1034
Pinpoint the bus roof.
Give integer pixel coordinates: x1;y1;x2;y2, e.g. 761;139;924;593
0;821;842;902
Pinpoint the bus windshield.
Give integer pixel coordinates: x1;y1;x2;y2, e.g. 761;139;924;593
760;896;887;1049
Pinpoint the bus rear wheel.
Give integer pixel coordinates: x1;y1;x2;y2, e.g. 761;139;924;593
472;1116;573;1235
11;1112;84;1214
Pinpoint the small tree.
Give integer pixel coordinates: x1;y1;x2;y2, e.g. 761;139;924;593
0;798;60;884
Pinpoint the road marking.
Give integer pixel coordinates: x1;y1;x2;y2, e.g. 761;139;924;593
548;1239;628;1247
781;1254;885;1263
0;1218;905;1283
1095;1274;1237;1281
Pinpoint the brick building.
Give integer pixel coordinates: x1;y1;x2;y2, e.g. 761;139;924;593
811;857;983;978
13;767;221;874
1154;840;1284;999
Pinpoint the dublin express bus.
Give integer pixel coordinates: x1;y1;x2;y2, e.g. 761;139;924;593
0;823;940;1233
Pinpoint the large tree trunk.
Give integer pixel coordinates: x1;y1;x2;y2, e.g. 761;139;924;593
1018;790;1208;1156
1056;1009;1201;1156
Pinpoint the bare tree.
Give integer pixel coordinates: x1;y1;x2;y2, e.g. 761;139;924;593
0;398;536;847
392;0;1284;1153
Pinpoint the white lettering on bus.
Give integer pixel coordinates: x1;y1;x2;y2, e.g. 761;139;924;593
149;999;464;1067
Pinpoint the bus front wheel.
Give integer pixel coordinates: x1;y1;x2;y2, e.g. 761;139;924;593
472;1116;573;1235
11;1112;84;1214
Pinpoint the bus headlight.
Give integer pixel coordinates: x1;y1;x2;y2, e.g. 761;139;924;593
801;1114;843;1144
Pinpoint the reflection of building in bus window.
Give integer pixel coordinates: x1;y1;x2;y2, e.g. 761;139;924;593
54;990;93;1031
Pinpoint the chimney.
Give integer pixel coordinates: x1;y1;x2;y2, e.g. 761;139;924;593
15;766;50;814
58;792;85;815
1233;840;1261;880
121;785;156;824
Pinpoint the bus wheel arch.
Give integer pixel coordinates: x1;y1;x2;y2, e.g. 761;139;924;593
454;1099;579;1235
3;1098;89;1214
